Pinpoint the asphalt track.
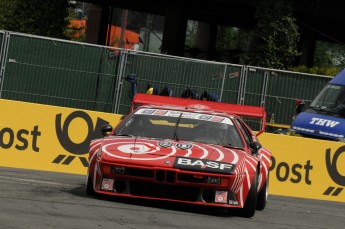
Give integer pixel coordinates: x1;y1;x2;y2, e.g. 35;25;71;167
0;166;344;229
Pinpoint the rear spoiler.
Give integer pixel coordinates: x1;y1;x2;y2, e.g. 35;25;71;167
132;93;266;135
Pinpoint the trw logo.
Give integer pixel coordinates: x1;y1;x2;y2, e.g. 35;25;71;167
309;118;340;127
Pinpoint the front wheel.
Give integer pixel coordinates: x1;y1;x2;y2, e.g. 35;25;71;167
239;172;258;218
257;172;269;210
86;173;95;196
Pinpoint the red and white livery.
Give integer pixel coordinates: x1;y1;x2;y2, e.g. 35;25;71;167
86;93;271;217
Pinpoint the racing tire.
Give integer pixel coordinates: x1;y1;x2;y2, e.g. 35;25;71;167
86;173;95;196
256;172;269;210
239;171;258;218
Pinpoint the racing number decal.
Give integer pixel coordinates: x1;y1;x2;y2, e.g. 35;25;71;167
54;111;109;167
324;146;345;196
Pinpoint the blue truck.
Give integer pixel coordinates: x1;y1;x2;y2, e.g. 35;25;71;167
291;69;345;141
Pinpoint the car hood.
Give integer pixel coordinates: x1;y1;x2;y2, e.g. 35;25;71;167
291;111;345;140
99;136;248;174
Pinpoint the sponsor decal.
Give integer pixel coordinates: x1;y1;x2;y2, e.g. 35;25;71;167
228;200;239;205
325;146;345;196
158;141;173;148
215;191;228;203
199;115;211;120
55;111;109;167
101;178;114;191
153;110;168;115
269;156;313;185
168;111;183;117
173;157;235;174
181;113;199;118
141;109;155;114
0;125;41;152
269;145;345;198
210;116;224;122
309;118;339;128
175;143;192;150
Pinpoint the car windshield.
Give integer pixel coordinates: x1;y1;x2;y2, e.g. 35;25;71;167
114;108;245;148
309;84;345;117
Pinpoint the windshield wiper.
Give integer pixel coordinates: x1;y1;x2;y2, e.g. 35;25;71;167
223;144;244;150
309;105;343;117
113;133;134;137
309;105;322;111
309;105;334;114
173;113;183;141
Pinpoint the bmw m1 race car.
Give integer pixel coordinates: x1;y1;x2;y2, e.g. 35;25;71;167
86;93;271;217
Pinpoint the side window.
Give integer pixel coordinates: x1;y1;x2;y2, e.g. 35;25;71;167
234;118;252;145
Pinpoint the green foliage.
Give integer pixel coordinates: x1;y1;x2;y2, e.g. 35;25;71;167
216;26;238;51
288;65;342;76
314;41;345;68
246;0;300;69
0;0;70;39
215;26;253;63
64;26;86;42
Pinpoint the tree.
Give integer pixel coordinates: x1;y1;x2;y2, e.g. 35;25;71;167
246;0;300;69
215;26;253;63
314;41;345;68
0;0;70;39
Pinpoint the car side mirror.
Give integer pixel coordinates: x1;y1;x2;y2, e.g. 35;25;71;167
101;124;113;136
250;141;262;153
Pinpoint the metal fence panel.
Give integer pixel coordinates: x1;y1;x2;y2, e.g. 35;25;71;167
116;52;228;114
262;68;331;125
1;33;119;112
0;31;4;67
241;67;267;106
0;31;6;92
218;64;243;104
0;31;333;128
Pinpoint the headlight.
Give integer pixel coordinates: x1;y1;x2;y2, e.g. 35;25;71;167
206;177;230;186
207;177;221;185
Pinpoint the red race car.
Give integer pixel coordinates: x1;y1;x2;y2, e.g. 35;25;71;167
86;93;271;217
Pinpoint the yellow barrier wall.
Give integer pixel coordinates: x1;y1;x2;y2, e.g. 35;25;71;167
1;99;344;203
259;133;345;203
0;99;122;175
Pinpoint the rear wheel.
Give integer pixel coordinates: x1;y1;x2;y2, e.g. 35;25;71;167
257;172;269;210
239;172;258;218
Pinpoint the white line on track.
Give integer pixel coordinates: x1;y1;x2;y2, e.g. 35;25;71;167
0;175;71;187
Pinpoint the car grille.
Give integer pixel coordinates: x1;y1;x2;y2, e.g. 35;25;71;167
129;181;200;202
122;167;206;184
126;168;154;178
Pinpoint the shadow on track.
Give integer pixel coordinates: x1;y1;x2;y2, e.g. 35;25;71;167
62;183;243;217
